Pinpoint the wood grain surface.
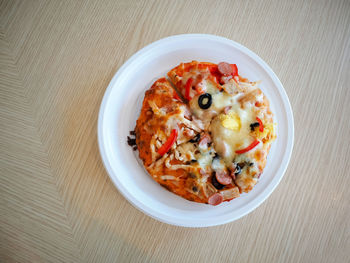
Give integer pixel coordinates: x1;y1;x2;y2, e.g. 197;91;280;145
1;0;349;262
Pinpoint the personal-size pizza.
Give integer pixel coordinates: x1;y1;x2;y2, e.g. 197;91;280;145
129;61;276;205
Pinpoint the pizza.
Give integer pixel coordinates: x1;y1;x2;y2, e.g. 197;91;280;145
128;61;276;205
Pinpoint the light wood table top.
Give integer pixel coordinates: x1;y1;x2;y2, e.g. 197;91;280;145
1;0;349;262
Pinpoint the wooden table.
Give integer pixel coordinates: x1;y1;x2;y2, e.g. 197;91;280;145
1;0;349;262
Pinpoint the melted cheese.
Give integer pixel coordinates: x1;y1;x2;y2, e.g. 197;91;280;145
197;151;213;169
210;103;257;164
176;142;196;161
189;83;237;119
211;92;236;110
187;78;262;164
211;157;226;171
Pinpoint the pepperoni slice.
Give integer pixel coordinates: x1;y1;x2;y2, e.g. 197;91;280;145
218;62;233;76
215;170;232;185
208;193;223;206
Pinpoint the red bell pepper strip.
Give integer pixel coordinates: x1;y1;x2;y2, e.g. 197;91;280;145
208;65;221;84
157;129;178;156
184;78;193;101
235;139;260;154
230;64;238;77
256;117;264;132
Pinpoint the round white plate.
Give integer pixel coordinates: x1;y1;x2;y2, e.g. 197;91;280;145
98;34;294;227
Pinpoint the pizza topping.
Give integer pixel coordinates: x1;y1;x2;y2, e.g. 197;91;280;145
211;155;225;170
192;186;199;192
219;111;241;131
189;133;200;143
211;92;235;110
250;122;260;131
208;193;223;206
210;102;256;162
220;187;240;201
197;150;215;169
222;79;240;94
183;128;194;137
215;170;232;185
211;173;225;190
230;64;238;77
160;175;179;181
169;164;192;170
208;64;222;83
238;89;262;106
220;75;233;84
198;93;212;109
185;78;193;101
256;123;276;142
235;139;260;154
157;129;178;156
148;100;161;115
195;76;206;94
198;133;212;149
203;182;217;198
175;142;196;162
218;62;233;76
256;117;264;132
152;153;169;170
234;165;259;193
234;163;242;175
182;118;202;132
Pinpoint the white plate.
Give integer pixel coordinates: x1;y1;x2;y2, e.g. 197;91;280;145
98;34;294;227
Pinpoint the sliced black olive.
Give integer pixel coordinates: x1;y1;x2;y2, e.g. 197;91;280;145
211;173;225;190
191;159;197;163
198;93;212;109
238;162;245;168
249;162;254;166
233;163;244;175
250;122;260;131
190;133;200;143
192;186;198;192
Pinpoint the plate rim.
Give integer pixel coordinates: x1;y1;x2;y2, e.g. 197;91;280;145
98;33;294;227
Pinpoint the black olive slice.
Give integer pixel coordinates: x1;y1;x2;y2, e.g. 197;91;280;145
250;122;260;131
189;133;200;143
233;163;243;175
198;93;212;109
